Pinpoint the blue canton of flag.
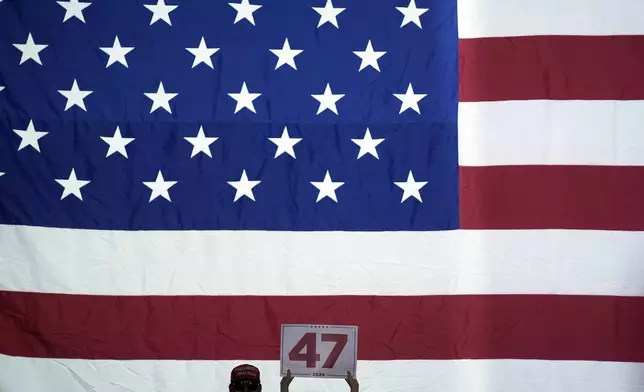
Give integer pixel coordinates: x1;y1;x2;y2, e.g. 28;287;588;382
0;0;458;231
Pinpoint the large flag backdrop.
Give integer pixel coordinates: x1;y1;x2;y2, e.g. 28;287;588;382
1;0;644;390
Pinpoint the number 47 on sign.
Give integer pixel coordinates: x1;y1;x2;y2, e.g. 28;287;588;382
280;324;358;378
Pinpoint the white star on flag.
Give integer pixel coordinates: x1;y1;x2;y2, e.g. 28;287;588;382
143;171;178;202
311;171;344;202
228;82;261;114
55;169;91;201
354;40;386;72
144;0;178;26
0;172;4;177
269;127;302;159
186;37;220;69
229;0;262;25
396;0;429;28
184;126;218;158
351;128;384;159
145;82;178;113
13;33;48;65
394;171;428;202
269;38;303;70
313;0;345;28
394;83;426;114
0;86;4;92
312;83;345;115
101;126;135;158
13;120;48;153
100;36;134;68
57;0;91;23
58;79;93;111
228;170;261;202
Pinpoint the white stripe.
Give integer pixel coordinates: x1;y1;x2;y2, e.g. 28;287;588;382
458;100;644;166
1;225;643;296
457;0;644;38
1;356;642;392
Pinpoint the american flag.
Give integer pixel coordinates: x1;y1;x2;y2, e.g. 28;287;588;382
0;0;643;390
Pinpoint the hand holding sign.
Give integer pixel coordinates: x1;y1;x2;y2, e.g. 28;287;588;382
280;369;294;392
280;324;358;379
346;371;359;392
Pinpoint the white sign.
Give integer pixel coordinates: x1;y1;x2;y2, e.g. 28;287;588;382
280;324;358;379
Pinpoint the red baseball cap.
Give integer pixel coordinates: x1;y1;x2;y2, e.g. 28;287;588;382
231;364;261;383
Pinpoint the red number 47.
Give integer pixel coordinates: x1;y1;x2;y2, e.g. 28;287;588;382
288;333;348;368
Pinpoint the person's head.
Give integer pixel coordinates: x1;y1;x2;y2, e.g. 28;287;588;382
229;364;262;392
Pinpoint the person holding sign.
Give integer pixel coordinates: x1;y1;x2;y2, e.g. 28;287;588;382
280;324;360;391
281;369;359;392
227;364;359;392
229;364;262;392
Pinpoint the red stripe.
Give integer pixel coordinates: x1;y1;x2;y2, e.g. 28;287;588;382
459;35;644;102
1;291;644;362
459;165;644;230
